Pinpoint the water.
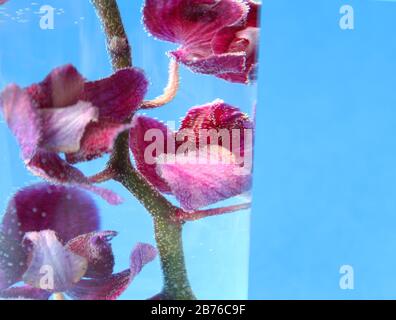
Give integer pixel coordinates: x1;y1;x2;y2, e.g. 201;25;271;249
0;0;258;299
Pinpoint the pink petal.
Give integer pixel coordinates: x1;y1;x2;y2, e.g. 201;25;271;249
0;84;41;161
66;243;157;300
0;1;8;5
39;101;98;154
66;231;116;279
0;286;51;300
66;122;131;164
28;152;122;205
157;146;252;211
2;183;99;244
27;64;84;110
129;116;173;193
22;231;88;293
0;232;28;290
143;0;248;47
82;68;148;122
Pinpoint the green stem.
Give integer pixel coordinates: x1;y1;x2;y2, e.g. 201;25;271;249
154;216;195;300
91;0;132;70
91;0;195;300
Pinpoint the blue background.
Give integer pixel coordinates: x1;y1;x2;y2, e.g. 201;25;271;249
250;0;396;299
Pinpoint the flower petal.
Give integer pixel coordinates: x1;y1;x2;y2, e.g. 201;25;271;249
66;243;157;300
66;122;131;164
143;0;250;80
39;101;98;154
0;84;41;161
129;116;173;193
157;146;252;211
245;0;260;28
212;25;259;83
66;231;116;279
27;64;84;110
28;152;123;205
180;99;254;157
143;0;248;46
0;286;51;300
171;49;247;76
0;231;28;290
1;183;99;244
82;68;148;122
22;231;88;293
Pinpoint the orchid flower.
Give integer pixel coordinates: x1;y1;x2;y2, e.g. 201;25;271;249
130;100;254;212
0;65;148;205
0;183;157;300
143;0;260;84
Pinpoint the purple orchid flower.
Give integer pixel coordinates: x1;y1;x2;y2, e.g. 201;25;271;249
0;183;157;300
143;0;260;84
129;100;253;211
0;65;148;205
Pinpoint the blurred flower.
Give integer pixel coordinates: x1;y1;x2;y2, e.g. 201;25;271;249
130;100;253;211
0;65;148;204
0;183;157;300
143;0;260;84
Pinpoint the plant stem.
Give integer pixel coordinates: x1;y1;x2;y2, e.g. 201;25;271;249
91;0;195;300
154;216;196;300
179;202;252;222
91;0;132;70
142;59;180;109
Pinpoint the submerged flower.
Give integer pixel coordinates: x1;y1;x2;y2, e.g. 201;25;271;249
143;0;260;84
130;100;253;211
0;65;148;204
0;183;157;300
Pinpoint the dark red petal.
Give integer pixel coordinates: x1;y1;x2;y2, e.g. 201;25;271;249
1;183;99;244
129;116;173;193
66;231;116;279
66;243;157;300
143;0;248;46
66;122;131;164
26;65;84;110
0;286;52;300
0;231;28;290
22;231;88;293
180;99;253;156
82;68;148;123
245;0;260;28
0;84;41;161
28;152;123;205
